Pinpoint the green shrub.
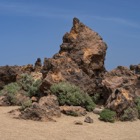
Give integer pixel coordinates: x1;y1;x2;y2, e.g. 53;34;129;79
0;82;21;105
99;109;116;123
135;97;140;119
64;111;79;117
92;93;100;104
18;74;42;97
120;107;138;121
50;82;95;111
21;99;32;110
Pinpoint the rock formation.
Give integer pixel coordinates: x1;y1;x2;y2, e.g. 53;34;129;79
102;66;140;117
41;17;107;95
20;95;61;121
0;18;140;122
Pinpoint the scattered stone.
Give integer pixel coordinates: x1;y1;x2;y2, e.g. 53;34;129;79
9;109;21;119
74;120;83;125
60;106;87;116
93;107;104;115
84;116;94;123
0;96;10;106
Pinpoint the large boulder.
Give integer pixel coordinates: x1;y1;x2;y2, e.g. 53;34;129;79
41;18;107;95
0;66;18;90
102;66;140;117
20;95;61;121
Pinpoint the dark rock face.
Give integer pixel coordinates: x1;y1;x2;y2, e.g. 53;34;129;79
0;66;18;90
20;95;61;121
41;18;107;95
34;58;42;72
130;64;140;75
102;66;140;116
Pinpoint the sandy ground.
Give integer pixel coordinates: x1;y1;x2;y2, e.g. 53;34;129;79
0;107;140;140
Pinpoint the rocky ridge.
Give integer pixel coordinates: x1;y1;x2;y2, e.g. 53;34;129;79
0;18;140;122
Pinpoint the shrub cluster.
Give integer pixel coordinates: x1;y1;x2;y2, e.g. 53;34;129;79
0;73;41;108
99;109;116;123
135;97;140;119
50;82;95;111
17;74;42;97
120;107;138;121
0;82;21;105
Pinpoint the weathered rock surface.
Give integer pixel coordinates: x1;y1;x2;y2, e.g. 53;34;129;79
0;66;18;90
84;116;94;123
0;96;10;106
20;95;61;121
41;18;107;95
130;64;140;75
34;58;42;72
60;106;87;116
102;66;140;116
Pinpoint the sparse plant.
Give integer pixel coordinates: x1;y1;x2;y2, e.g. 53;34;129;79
92;93;100;104
120;107;138;121
99;109;116;123
21;99;32;110
50;82;95;111
135;97;140;119
18;74;42;97
0;82;21;105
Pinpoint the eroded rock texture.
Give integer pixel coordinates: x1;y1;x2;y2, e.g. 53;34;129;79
102;66;140;116
41;18;107;95
20;95;61;121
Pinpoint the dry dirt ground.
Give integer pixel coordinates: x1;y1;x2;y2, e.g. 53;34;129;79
0;106;140;140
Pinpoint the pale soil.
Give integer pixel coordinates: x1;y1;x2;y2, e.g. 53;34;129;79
0;107;140;140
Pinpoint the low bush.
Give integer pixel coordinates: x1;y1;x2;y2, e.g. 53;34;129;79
0;82;21;105
50;82;95;111
92;93;100;104
99;109;116;123
18;74;42;97
120;107;138;121
21;99;32;110
135;97;140;119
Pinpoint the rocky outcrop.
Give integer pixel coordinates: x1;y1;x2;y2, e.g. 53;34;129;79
41;18;107;95
130;64;140;75
20;95;61;121
34;58;42;72
60;106;87;116
102;66;140;116
0;66;18;90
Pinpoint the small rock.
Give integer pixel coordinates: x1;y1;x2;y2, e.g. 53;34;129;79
31;96;38;102
60;106;87;116
84;116;94;123
93;107;104;115
0;96;10;106
74;121;83;125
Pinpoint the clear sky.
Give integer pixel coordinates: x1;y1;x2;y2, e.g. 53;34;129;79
0;0;140;70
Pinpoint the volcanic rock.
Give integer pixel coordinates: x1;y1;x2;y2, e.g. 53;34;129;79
0;66;18;90
34;58;42;72
84;116;94;123
102;66;140;116
41;18;107;95
20;95;61;121
60;106;87;116
130;64;140;75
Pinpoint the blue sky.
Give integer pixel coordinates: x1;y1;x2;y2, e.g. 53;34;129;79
0;0;140;70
